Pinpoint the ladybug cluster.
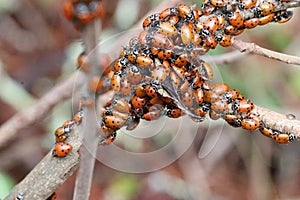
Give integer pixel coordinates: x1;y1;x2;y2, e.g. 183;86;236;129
52;111;83;157
62;0;105;30
56;0;298;152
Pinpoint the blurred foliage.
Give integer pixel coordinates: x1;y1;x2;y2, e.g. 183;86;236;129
0;171;15;198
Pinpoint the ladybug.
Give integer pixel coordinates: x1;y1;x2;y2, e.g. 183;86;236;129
112;98;130;113
111;110;129;121
129;36;139;47
233;99;254;113
101;124;115;137
228;12;244;28
158;22;178;38
259;2;275;16
195;21;204;33
159;7;178;20
241;113;260;130
216;14;225;29
209;110;222;120
104;116;126;130
211;99;228;113
110;72;121;93
151;61;171;82
170;71;182;88
100;132;117;145
145;84;159;98
259;126;274;138
216;34;232;47
275;10;293;23
46;192;57;200
167;108;185;118
224;114;242;127
89;1;105;19
175;53;189;67
62;0;74;20
239;0;257;9
131;95;147;108
211;0;225;7
194;88;204;105
77;51;89;72
243;18;259;29
55;121;74;143
74;111;83;124
151;33;174;49
202;4;215;16
193;107;208;118
272;133;290;144
149;97;163;105
136;55;153;68
224;25;237;35
135;85;147;97
128;64;143;84
210;82;229;94
201;61;214;80
172;64;185;79
158;49;173;60
113;57;128;71
258;14;274;25
178;4;192;19
204;15;220;32
223;89;244;102
168;14;180;25
138;30;150;45
142;105;163;121
53;142;72;157
180;23;195;45
126;116;140;131
142;13;159;29
75;3;92;24
180;89;194;107
193;33;203;45
120;78;131;96
13;193;23;200
204;33;217;49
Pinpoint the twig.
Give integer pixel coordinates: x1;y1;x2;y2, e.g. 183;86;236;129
202;50;247;65
0;72;85;149
254;106;300;140
73;18;101;200
232;38;300;66
3;125;82;200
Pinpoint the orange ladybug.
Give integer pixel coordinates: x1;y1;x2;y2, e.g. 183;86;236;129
53;142;72;157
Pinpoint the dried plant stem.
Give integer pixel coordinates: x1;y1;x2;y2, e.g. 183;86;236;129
254;106;300;139
0;72;85;149
232;39;300;66
73;19;101;200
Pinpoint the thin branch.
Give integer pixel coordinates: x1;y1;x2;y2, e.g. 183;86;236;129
0;72;85;149
3;125;82;200
232;38;300;66
202;50;247;65
73;18;101;200
254;106;300;140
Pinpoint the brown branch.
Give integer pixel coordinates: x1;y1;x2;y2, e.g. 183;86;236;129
202;50;247;65
0;72;85;149
254;106;300;140
232;38;300;66
3;125;82;200
73;19;101;200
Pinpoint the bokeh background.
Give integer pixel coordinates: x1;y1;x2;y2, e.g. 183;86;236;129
0;0;300;199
